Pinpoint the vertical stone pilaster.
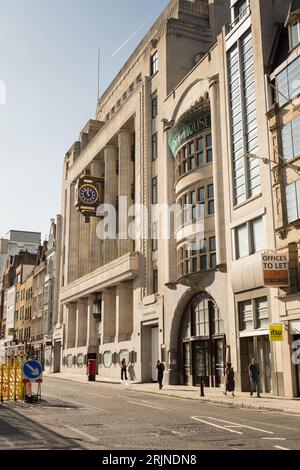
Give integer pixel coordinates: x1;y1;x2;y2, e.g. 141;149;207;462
102;288;116;344
162;126;176;283
66;303;76;349
104;146;118;264
209;76;226;266
116;282;133;342
78;216;90;278
68;184;80;282
87;295;99;349
118;128;133;257
90;159;103;271
75;299;88;348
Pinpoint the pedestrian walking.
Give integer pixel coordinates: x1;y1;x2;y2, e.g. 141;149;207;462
121;358;128;380
224;362;235;397
249;357;261;397
156;360;165;390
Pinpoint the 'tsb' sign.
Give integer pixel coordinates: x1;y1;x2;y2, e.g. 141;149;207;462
269;324;284;342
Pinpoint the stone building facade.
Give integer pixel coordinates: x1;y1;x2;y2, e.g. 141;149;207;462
57;0;300;397
268;0;300;397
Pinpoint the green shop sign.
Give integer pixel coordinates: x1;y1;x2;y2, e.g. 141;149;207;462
168;109;211;157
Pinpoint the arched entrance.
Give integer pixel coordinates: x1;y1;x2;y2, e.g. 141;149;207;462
178;293;225;387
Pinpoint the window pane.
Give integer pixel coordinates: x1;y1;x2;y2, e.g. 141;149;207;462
198;187;205;202
290;22;300;48
199;203;205;219
208;200;215;215
199;239;206;253
153;269;158;293
210;253;217;268
206;134;212;147
252;217;265;253
151;96;157;118
256;297;268;329
192;257;198;273
208;184;214;198
200;255;207;271
236;224;249;258
206;149;213;163
152;133;157;160
152;177;158;204
209;237;216;252
239;300;253;331
197;152;204;166
286;181;300;223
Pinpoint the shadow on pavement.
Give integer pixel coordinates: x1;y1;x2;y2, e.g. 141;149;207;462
0;402;83;450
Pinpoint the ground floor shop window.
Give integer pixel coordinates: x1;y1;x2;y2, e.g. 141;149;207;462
293;335;300;397
240;335;272;393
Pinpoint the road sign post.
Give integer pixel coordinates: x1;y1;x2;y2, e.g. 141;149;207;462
23;360;43;403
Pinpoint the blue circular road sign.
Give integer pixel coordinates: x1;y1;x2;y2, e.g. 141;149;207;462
23;360;43;382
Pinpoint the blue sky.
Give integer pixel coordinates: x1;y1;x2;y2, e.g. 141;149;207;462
0;0;169;239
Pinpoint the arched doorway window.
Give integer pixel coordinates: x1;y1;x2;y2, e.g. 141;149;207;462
179;294;225;387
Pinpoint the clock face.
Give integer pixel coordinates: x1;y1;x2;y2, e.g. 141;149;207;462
79;184;98;204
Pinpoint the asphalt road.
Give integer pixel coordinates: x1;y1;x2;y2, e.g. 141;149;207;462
0;376;300;450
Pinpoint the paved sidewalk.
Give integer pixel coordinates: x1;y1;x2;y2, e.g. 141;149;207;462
44;372;300;415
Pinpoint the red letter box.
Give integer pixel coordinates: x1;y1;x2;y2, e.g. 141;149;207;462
87;359;97;381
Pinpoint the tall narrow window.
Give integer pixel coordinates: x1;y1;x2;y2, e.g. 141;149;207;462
151;222;158;251
286;180;300;223
151;95;158;118
290;21;300;50
234;0;248;19
239;300;253;331
228;31;260;205
276;56;300;106
152;133;158;161
153;269;158;294
152;176;158;204
282;115;300;161
207;184;214;215
150;51;158;76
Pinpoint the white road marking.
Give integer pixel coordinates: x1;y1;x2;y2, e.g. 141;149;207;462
42;383;56;387
127;400;163;410
63;387;78;392
87;392;111;399
262;437;287;441
274;445;290;450
208;417;274;435
190;417;243;435
64;425;99;443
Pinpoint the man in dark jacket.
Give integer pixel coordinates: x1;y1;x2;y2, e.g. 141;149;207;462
156;360;165;390
249;357;261;398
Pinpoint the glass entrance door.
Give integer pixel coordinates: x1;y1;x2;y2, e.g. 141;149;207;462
183;342;191;386
258;335;272;393
192;341;209;386
294;335;300;397
213;338;225;387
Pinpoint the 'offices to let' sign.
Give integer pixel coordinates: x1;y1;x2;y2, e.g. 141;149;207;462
262;253;289;287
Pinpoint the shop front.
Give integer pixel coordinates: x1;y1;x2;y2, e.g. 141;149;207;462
178;293;225;387
238;295;272;393
290;320;300;397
